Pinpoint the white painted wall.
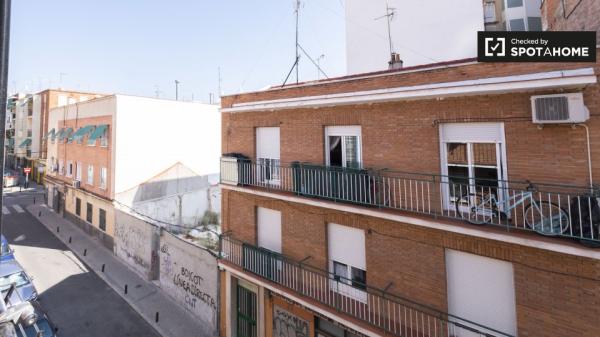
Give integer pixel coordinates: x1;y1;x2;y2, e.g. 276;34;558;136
113;95;221;197
345;0;484;74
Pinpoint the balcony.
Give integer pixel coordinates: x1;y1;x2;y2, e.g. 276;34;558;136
220;158;600;245
220;236;513;337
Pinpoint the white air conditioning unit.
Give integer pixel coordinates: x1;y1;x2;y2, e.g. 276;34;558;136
531;93;589;124
72;180;81;188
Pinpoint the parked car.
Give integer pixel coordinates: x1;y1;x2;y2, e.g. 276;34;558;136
3;170;18;188
1;235;15;262
0;261;37;305
14;302;57;337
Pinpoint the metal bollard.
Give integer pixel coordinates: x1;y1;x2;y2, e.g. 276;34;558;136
124;285;128;294
68;237;72;243
102;264;105;272
33;197;35;204
83;249;87;256
155;312;159;323
38;211;41;217
56;226;60;233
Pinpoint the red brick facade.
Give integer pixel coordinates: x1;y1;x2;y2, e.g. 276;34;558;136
220;50;600;337
542;0;600;44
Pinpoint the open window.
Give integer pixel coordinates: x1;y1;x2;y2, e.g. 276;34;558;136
325;126;361;169
440;123;507;211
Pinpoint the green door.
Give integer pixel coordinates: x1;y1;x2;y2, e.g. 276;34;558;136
236;285;257;337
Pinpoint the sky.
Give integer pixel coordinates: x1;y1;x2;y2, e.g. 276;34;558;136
8;0;348;102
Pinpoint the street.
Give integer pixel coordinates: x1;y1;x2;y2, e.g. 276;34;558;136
1;189;160;337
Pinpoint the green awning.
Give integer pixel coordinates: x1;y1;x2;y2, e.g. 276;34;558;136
69;125;95;144
55;128;65;141
60;128;73;142
44;128;56;140
18;139;31;148
88;125;108;145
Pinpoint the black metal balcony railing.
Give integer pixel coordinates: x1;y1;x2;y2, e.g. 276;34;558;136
220;236;513;337
220;158;600;245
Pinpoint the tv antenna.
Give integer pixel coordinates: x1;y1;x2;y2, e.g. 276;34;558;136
282;1;328;86
375;1;396;58
282;0;302;86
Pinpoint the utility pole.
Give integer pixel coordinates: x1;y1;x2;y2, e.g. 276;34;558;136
174;80;180;101
217;67;222;102
0;0;11;260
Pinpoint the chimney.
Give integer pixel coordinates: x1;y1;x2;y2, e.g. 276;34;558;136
388;52;403;70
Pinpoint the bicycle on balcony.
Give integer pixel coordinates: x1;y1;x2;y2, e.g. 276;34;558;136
454;181;570;236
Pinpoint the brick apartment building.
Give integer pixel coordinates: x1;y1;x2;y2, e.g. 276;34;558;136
218;48;600;337
44;95;220;249
13;89;104;183
541;0;600;44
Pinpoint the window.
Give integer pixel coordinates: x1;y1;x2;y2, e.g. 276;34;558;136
76;162;82;181
446;250;517;335
506;0;522;8
440;123;506;210
100;127;108;147
483;1;497;23
257;207;282;253
527;16;542;31
509;18;526;31
328;223;367;301
99;209;106;231
86;203;93;223
57;95;67;107
66;161;73;177
256;127;280;184
87;165;94;185
325;126;361;168
58;159;64;175
75;198;81;216
100;167;107;189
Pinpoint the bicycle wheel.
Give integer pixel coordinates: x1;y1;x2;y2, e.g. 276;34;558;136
455;192;497;225
524;200;569;235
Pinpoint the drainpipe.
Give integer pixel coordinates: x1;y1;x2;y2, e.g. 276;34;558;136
575;124;593;192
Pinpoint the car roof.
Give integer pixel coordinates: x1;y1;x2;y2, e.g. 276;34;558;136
0;260;25;276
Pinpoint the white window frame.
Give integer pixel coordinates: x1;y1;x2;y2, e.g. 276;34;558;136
256;207;282;253
327;223;367;303
446;249;517;336
100;167;107;189
439;123;508;211
76;161;82;181
87;165;94;185
58;159;64;176
100;127;109;147
66;160;73;177
255;127;281;185
324;125;362;168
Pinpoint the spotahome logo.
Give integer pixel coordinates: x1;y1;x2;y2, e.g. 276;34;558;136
478;31;596;62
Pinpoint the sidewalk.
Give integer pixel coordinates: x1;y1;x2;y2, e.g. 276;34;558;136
27;204;210;337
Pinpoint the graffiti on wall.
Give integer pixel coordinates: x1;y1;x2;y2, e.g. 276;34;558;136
158;234;218;329
114;222;150;271
273;306;309;337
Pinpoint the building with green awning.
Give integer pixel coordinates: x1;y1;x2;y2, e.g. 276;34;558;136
70;125;96;144
87;125;108;146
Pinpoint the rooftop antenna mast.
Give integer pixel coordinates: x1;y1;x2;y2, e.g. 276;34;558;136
282;0;302;87
375;1;396;58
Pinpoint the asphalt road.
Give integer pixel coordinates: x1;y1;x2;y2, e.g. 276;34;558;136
1;190;161;337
